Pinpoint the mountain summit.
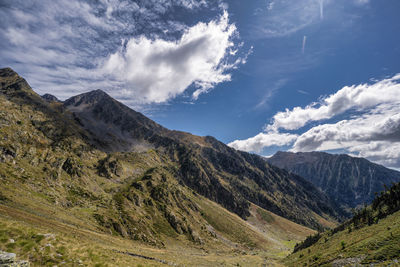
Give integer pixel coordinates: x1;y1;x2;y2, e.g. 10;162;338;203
64;89;167;152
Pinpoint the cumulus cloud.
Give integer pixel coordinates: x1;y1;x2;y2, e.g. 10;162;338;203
0;0;244;105
266;74;400;131
228;132;298;153
102;11;244;103
229;74;400;168
292;105;400;151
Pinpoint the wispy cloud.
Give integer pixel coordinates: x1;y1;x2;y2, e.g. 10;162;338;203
354;0;370;5
255;79;287;109
250;0;369;39
250;0;332;38
267;1;275;11
297;89;309;95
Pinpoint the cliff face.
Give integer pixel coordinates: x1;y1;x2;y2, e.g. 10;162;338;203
268;151;400;209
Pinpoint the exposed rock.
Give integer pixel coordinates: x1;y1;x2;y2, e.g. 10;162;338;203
0;252;15;264
0;146;18;163
0;251;29;267
331;255;366;267
112;221;128;237
41;94;59;102
97;156;122;178
165;211;186;234
62;157;83;177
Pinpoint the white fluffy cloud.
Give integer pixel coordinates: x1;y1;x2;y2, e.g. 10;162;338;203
229;74;400;168
292;109;400;152
267;74;400;131
102;11;243;103
228;132;298;153
0;0;244;105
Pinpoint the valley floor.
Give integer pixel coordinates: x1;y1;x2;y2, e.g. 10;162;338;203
0;202;309;266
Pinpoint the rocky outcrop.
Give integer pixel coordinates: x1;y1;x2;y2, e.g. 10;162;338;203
97;156;122;178
0;251;29;267
62;157;83;177
41;94;60;102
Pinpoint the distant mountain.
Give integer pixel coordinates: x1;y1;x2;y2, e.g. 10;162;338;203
267;151;400;209
41;93;60;102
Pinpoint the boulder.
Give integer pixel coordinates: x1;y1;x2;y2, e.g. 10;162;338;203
0;251;29;267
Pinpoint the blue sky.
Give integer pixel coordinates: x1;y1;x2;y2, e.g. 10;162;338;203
1;0;400;168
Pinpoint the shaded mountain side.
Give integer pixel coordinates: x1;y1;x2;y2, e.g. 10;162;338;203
63;89;168;152
63;85;345;229
267;151;400;209
0;67;342;234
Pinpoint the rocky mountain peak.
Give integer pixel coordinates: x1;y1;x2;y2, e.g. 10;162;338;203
41;93;60;102
0;67;18;78
64;89;113;107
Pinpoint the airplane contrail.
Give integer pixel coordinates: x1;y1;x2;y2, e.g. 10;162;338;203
319;0;324;20
302;35;307;54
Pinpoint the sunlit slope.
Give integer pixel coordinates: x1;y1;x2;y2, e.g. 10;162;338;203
285;182;400;267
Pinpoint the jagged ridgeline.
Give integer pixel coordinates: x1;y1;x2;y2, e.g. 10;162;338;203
285;182;400;266
268;151;400;210
1;69;340;231
0;67;344;261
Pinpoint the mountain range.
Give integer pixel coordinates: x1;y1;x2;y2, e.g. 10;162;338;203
0;67;396;266
267;151;400;210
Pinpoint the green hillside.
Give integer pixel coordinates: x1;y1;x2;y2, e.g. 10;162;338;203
284;182;400;267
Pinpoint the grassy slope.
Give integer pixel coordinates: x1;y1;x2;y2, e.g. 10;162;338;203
0;92;310;266
284;210;400;267
0;80;315;265
0;195;314;266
